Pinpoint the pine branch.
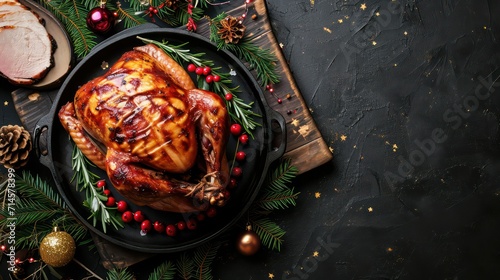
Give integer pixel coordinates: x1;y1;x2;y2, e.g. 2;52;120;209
193;241;221;280
116;5;148;29
176;252;195;280
257;188;300;211
106;268;134;280
38;0;98;59
148;261;176;280
0;172;89;249
251;218;285;252
265;159;298;193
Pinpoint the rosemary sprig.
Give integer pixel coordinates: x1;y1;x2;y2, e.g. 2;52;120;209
137;36;261;136
71;144;124;232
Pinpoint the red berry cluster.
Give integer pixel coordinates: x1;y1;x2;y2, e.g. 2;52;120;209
229;123;250;188
187;64;221;84
96;179;218;237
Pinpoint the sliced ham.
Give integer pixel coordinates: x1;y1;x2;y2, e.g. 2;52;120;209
0;0;56;85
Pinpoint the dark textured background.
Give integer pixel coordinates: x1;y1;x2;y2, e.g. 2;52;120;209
2;0;500;279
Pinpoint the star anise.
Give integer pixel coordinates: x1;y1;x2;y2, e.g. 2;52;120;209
217;16;246;44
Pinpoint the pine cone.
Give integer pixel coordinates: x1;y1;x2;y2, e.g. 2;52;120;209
0;125;32;169
217;16;246;44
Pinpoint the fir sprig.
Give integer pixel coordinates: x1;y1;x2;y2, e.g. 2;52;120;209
246;159;299;251
177;252;195;280
37;0;97;59
116;4;148;29
193;241;221;280
71;144;124;232
251;218;286;252
0;172;89;249
209;12;280;86
148;261;176;280
106;268;135;280
137;36;261;135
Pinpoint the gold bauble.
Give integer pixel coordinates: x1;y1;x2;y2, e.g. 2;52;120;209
236;225;261;256
39;228;76;267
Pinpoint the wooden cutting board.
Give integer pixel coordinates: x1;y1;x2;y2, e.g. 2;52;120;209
11;0;332;268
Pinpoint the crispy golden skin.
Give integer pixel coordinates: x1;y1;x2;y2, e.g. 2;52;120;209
59;44;230;213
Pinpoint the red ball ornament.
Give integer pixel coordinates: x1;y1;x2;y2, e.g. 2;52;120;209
86;6;115;34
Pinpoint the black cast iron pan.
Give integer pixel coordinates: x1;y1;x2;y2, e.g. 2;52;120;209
34;24;286;253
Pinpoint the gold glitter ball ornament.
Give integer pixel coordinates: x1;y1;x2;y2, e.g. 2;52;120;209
39;228;76;267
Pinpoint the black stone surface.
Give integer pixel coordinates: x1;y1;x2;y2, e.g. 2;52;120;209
1;0;500;279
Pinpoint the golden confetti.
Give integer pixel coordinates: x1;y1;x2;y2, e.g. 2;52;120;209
393;63;398;67
360;3;367;10
372;41;377;46
404;31;408;36
386;247;393;252
368;207;373;212
392;144;398;152
340;134;347;141
28;93;40;101
310;0;314;7
323;27;332;33
3;101;8;106
338;19;343;23
315;192;321;198
483;26;487;30
375;12;380;16
329;146;334;153
291;118;299;127
353;145;357;149
313;251;319;257
269;273;275;279
279;42;284;48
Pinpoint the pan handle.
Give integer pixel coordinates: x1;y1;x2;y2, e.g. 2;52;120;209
33;113;52;168
266;109;287;163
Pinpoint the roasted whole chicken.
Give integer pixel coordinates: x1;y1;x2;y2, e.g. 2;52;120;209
59;44;230;213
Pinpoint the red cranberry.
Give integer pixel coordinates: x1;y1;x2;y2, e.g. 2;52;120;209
166;224;177;236
239;134;249;144
121;211;133;223
230;123;242;136
116;201;128;212
141;220;152;233
154;221;165;233
134;211;145;222
96;180;106;188
105;196;115;207
187;63;196;72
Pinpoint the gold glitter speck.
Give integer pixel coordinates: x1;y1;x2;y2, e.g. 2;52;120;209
315;192;321;198
3;101;8;106
376;12;380;16
269;273;275;279
324;27;332;33
368;207;373;212
313;251;319;257
404;31;408;36
291;118;300;127
387;247;393;252
372;41;377;46
340;135;347;141
392;144;398;152
360;3;367;10
338;19;343;23
28;93;40;101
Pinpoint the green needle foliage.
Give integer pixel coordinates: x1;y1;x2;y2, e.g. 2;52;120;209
0;172;89;249
148;261;176;280
106;268;135;280
251;217;286;252
193;241;221;280
177;252;195;280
